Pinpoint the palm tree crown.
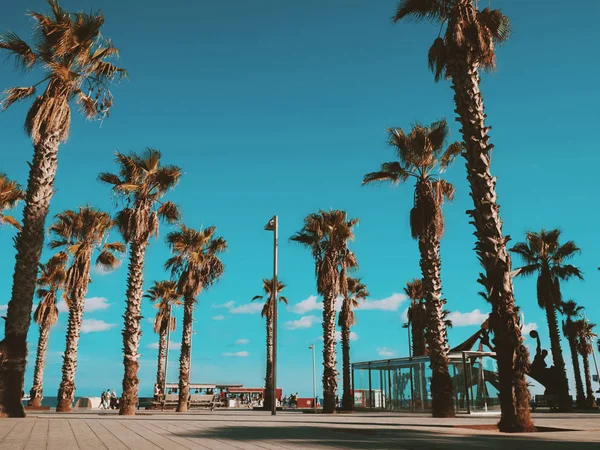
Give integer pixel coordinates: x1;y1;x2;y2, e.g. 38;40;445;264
363;119;462;240
252;278;289;318
0;0;126;143
34;253;67;328
393;0;510;82
146;280;182;334
0;173;24;229
339;277;369;329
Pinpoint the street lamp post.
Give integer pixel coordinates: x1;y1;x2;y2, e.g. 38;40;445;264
163;304;172;395
265;215;278;415
309;345;317;412
584;313;600;391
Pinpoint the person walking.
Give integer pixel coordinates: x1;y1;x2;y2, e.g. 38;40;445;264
111;389;117;409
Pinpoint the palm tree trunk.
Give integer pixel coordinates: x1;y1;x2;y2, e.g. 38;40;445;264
156;327;167;392
446;0;535;432
56;266;91;412
341;319;352;411
418;234;454;418
581;353;597;409
120;240;147;416
29;324;51;408
322;291;338;413
177;295;194;412
568;332;585;409
0;137;60;418
544;303;571;411
412;322;426;357
264;313;273;410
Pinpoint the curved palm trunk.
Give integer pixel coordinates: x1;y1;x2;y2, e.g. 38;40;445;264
544;303;570;411
446;1;535;432
156;327;167;392
177;295;194;412
581;353;597;409
567;332;585;409
322;291;338;413
418;235;454;418
0;137;60;418
264;312;274;410
29;324;52;407
340;313;352;411
120;241;147;416
56;266;91;412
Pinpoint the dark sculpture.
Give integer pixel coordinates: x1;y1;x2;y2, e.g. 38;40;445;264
528;330;563;395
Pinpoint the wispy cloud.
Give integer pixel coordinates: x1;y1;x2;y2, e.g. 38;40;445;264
212;315;225;321
0;304;7;313
319;331;359;342
212;301;264;315
289;295;321;314
356;293;406;311
377;347;395;357
235;338;249;345
285;315;320;330
400;307;409;324
213;301;235;309
94;259;122;275
446;309;489;327
58;297;111;314
147;341;181;350
222;351;249;357
522;322;538;336
81;319;116;333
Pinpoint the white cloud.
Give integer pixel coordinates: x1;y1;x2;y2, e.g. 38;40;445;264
57;296;111;314
446;309;489;327
400;307;409;324
522;322;538;336
356;293;406;311
320;331;359;342
222;351;249;357
147;341;181;350
285;315;321;330
213;301;235;309
80;319;116;333
289;295;321;314
230;302;264;314
235;338;249;345
94;260;122;275
0;304;7;313
212;315;225;321
377;347;396;357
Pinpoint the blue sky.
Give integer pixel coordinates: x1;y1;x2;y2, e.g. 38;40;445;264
1;0;599;399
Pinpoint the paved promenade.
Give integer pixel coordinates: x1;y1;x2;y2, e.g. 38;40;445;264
0;410;598;449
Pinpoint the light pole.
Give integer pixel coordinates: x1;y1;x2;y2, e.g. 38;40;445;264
190;318;197;383
265;215;278;415
584;313;600;391
163;304;172;395
309;345;317;412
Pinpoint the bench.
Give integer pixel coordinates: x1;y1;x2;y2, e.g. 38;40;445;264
188;394;218;410
157;393;180;410
532;394;560;411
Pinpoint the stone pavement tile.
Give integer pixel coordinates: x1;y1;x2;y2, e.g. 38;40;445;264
0;420;19;442
100;419;162;449
121;420;191;450
69;419;108;450
85;419;130;449
139;420;209;450
47;417;79;450
162;419;254;450
23;418;49;450
1;420;35;450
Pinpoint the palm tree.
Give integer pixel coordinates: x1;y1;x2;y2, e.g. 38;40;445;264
363;120;460;418
251;278;288;410
0;0;125;417
0;173;24;230
510;229;581;411
291;209;358;413
99;149;181;416
561;300;585;409
28;253;67;407
145;281;182;393
339;277;368;411
165;225;227;412
575;320;598;409
404;279;427;357
49;207;124;412
392;0;535;432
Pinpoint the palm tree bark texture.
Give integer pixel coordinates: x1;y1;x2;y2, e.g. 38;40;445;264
0;137;59;417
321;290;338;413
120;241;147;415
445;1;534;433
264;316;274;410
156;326;168;392
177;297;194;412
28;324;51;407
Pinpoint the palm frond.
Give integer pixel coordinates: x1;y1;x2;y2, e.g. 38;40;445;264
393;0;446;23
157;201;181;224
428;37;447;82
477;8;510;43
0;31;36;69
0;215;22;230
1;86;37;110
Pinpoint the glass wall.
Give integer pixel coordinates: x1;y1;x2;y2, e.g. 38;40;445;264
352;351;498;414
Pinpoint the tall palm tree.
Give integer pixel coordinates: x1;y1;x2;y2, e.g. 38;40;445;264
291;209;358;413
575;320;598;409
49;207;124;412
0;0;125;417
28;253;67;407
561;300;585;409
510;229;581;411
363;120;460;417
339;277;368;411
165;225;227;412
251;278;288;410
145;281;182;393
0;173;24;230
99;149;181;416
392;0;535;432
404;279;427;357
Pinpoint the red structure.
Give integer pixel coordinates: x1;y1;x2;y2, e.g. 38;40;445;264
227;387;282;401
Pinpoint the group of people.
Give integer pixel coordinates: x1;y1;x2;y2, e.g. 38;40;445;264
100;389;118;410
282;393;300;408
